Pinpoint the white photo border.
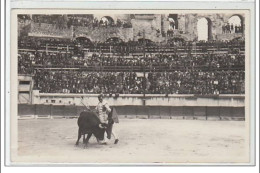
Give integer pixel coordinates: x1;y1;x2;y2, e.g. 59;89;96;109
3;0;257;168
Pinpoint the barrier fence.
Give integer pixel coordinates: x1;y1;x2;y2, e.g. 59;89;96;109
18;104;245;120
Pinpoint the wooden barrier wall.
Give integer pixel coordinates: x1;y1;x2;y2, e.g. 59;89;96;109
18;104;245;120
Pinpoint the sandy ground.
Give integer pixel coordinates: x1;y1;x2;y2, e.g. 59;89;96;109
14;119;249;164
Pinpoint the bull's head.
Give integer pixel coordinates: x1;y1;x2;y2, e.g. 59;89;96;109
93;126;106;141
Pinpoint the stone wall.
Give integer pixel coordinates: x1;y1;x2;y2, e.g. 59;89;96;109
73;26;133;42
130;13;245;42
29;22;73;38
27;13;245;42
131;14;163;42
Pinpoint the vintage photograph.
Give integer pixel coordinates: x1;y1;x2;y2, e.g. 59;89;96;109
11;9;250;164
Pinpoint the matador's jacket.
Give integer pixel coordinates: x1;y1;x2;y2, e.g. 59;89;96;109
95;101;111;124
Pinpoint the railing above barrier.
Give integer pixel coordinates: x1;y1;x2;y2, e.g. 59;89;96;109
31;65;244;72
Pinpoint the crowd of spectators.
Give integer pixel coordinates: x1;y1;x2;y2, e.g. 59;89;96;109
18;36;245;55
88;52;245;70
18;50;245;71
147;70;244;94
19;49;245;95
222;23;244;34
18;37;74;50
18;53;35;74
18;51;76;68
33;70;144;94
17;14;246;95
195;39;244;48
18;36;245;95
32;69;244;95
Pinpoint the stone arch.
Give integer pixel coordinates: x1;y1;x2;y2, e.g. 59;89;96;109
168;35;188;42
75;36;92;42
100;16;115;26
228;14;244;34
138;38;155;46
75;36;93;46
105;37;124;44
197;17;213;41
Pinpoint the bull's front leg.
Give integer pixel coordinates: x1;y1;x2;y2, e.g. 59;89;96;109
83;134;86;144
84;133;93;148
75;128;82;146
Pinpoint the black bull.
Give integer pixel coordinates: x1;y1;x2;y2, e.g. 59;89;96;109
75;108;114;146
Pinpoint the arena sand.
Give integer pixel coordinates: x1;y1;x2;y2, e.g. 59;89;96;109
14;119;249;164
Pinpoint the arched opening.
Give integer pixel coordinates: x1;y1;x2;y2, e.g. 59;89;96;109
75;37;93;50
167;14;178;37
75;37;92;44
168;37;185;42
197;17;212;41
228;15;243;34
168;14;178;29
138;38;155;46
105;37;124;45
100;16;115;26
